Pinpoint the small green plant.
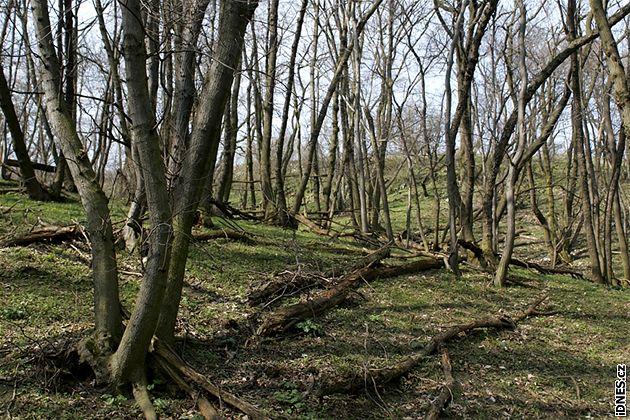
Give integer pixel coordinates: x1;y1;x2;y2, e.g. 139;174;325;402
154;397;168;411
273;389;304;414
1;307;28;320
367;313;383;322
101;394;126;406
296;319;321;335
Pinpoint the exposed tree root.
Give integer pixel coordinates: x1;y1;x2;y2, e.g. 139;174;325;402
132;380;157;420
151;338;266;419
315;294;549;396
256;256;444;336
425;346;458;420
248;246;391;306
192;228;255;244
2;224;83;247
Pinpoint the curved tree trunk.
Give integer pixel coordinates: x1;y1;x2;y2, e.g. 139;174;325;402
31;0;122;349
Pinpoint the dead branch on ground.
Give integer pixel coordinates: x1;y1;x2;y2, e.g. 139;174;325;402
315;294;549;396
255;256;444;336
2;224;83;247
248;246;391;306
192;228;255;244
457;239;586;280
425;346;458;420
151;338;266;419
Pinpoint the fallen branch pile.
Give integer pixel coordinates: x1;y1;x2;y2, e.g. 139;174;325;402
256;253;444;336
248;246;391;306
314;294;549;396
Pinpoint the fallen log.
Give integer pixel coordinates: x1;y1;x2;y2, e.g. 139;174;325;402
248;246;391;306
4;158;56;173
457;239;586;280
293;213;335;237
255;257;444;336
508;257;586;280
315;294;549;396
2;224;83;247
425;346;458;420
192;228;254;244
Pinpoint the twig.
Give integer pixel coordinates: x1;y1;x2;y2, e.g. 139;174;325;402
425;346;458;420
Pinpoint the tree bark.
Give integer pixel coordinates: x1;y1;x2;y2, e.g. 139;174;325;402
31;0;122;348
156;0;258;343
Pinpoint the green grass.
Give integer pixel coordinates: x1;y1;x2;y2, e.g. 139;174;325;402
0;183;628;419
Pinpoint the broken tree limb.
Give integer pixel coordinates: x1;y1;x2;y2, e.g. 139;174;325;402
315;294;549;396
151;338;266;419
192;228;254;244
248;246;391;306
457;239;586;280
343;245;391;274
508;257;586;280
153;353;221;420
1;224;83;247
425;346;458;420
255;257;444;336
293;213;336;237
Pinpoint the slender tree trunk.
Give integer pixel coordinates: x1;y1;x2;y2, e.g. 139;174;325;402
156;0;257;343
112;0;174;385
569;0;605;284
31;0;122;350
274;0;308;226
0;65;50;201
292;0;384;215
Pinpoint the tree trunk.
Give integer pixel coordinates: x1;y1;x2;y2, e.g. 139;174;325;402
156;0;258;343
0;65;50;201
31;0;122;349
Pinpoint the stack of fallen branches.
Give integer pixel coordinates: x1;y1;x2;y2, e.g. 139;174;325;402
248;246;391;306
255;247;444;336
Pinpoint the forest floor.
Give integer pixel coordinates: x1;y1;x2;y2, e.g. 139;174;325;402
0;182;628;419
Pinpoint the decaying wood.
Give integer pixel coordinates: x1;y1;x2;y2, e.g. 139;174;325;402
2;224;83;247
3;158;57;173
315;294;549;396
255;256;444;336
192;228;254;244
248;269;333;306
248;246;391;306
508;257;586;279
425;346;458;420
152;338;266;419
457;239;586;280
293;213;335;236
